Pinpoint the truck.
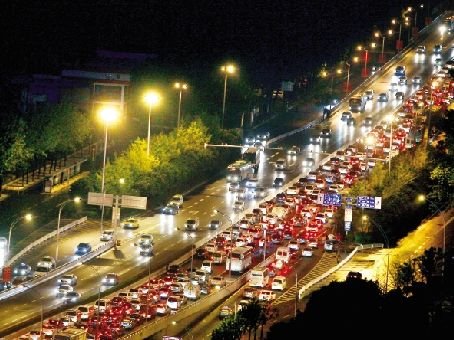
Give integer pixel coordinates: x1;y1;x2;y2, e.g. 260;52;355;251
226;160;254;183
53;328;87;340
242;147;261;171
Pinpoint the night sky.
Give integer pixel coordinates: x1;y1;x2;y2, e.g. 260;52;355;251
1;0;425;84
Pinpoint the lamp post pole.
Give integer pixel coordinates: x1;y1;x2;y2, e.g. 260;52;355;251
147;104;152;156
177;89;183;128
56;200;69;263
7;218;20;260
380;36;385;63
366;216;390;292
362;49;369;77
222;72;228;129
346;63;351;93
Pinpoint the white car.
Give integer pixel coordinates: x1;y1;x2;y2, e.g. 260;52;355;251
233;200;245;212
271;276;287;291
57;274;78;286
258;289;276;301
56;284;74;297
100;229;114;241
302;247;313;257
36;256;56;272
210;275;226;288
184;218;200;231
169;194;184;208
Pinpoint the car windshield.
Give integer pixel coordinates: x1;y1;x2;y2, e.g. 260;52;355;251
186;220;196;224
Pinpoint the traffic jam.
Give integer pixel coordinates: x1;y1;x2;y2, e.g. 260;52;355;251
17;52;453;339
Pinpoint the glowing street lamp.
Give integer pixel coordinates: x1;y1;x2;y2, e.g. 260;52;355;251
174;82;188;129
8;214;32;260
144;91;161;156
220;64;236;129
56;197;81;263
417;195;446;256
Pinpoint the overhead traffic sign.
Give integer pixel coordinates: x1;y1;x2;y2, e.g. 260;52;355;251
121;195;148;210
356;196;382;209
87;192;114;207
317;193;342;206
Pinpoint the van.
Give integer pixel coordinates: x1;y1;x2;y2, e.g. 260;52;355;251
276;246;291;263
249;266;270;288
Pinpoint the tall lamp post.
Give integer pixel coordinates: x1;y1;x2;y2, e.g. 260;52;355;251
392;18;403;51
362;215;390;292
220;64;236;129
174;82;188;129
55;197;81;263
7;214;32;261
416;195;446;257
357;45;369;77
144;91;161;156
386;114;395;175
214;209;233;278
98;106;120;234
345;62;351;94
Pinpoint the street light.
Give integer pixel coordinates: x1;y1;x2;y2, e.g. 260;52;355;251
362;215;390;292
7;213;32;260
214;209;233;278
55;197;81;263
416;195;446;256
391;18;403;51
98;106;120;235
345;62;351;94
220;64;236;129
144;91;161;156
386;114;395;175
174;82;188;129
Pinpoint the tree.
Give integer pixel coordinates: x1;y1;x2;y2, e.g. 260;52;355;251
211;315;245;340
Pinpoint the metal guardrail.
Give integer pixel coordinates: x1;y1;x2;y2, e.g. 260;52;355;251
5;217;88;268
0;240;114;302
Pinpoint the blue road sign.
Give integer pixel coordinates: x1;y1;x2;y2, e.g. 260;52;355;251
323;193;342;206
356;196;382;209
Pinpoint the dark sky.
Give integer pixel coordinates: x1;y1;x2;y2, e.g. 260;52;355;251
1;0;428;83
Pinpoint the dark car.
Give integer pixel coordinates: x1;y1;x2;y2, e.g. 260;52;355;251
74;243;92;256
320;128;331;138
347;117;356;126
346;271;363;280
161;203;179;215
194;248;207;260
377;92;389;102
395;91;404;100
273;177;284;187
208;219;221;230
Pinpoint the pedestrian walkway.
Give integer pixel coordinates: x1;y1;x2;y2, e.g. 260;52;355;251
0;143;99;201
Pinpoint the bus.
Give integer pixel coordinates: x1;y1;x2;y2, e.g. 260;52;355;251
242;147;260;171
348;95;366;113
226;161;254;183
226;246;253;273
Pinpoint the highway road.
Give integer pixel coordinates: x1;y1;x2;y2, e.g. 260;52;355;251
2;16;453;338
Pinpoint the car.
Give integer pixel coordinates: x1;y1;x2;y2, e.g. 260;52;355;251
138;233;153;246
237;299;251;311
287;145;301;155
416;45;426;54
377;92;389;102
347;271;363;280
168;194;184;208
156;303;169;315
433;44;443;53
309;134;320;145
122;217;139;229
412;76;422;84
161;203;180;215
228;182;240;192
389;82;398;92
65;309;80;323
258;289;276;302
184;218;200;231
167;295;185;310
302;157;315;167
77;305;94;320
308;238;318;248
210;275;226;288
63;291;81;304
363;116;373;127
100;229;115;241
253;141;265;151
364;89;374;100
302;247;313;257
341;111;352;121
13;262;32;277
233;200;245;212
347;117;356;126
56;284;74;297
320;128;331;138
139;243;153;256
74;242;92;256
201;260;213;274
35;256;56;272
254;186;268;199
271;276;287;291
102;273;120;286
57;274;78;286
273;177;284;187
395;91;404;100
219;306;233;319
208;219;222;230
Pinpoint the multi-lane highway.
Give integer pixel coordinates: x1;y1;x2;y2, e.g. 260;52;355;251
2;15;453;338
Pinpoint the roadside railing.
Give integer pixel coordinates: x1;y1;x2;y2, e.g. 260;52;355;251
5;217;88;269
0;239;114;302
